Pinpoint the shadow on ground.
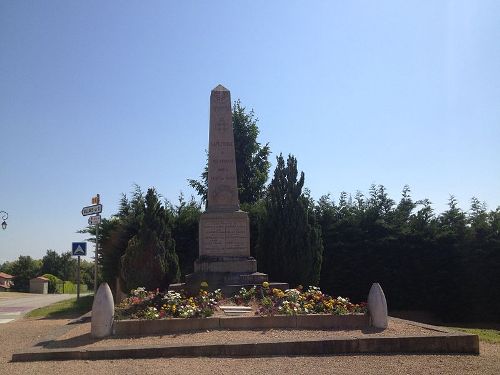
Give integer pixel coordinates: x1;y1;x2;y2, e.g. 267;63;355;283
36;332;102;349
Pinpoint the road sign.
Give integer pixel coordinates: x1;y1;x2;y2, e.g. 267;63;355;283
88;215;101;225
92;194;100;205
72;242;87;256
81;204;102;216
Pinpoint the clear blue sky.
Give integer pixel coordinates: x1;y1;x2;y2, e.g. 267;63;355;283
1;1;499;263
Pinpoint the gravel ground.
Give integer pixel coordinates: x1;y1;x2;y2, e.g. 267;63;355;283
51;318;439;349
1;317;499;375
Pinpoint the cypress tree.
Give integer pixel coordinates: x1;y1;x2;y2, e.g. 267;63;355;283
257;154;323;287
121;188;180;291
169;194;202;278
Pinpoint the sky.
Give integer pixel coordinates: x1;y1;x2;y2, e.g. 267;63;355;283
1;1;499;263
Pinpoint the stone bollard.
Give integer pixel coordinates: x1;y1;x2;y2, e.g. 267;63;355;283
367;283;388;329
91;282;115;338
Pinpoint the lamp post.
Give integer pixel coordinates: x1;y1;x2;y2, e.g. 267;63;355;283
0;211;7;230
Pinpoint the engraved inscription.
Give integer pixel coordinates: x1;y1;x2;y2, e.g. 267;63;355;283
201;218;249;256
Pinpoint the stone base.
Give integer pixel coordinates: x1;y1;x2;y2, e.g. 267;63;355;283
183;270;269;295
169;278;289;296
194;256;257;273
169;262;289;296
170;258;289;295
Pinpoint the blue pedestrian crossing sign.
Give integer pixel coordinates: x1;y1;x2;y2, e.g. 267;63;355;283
72;242;87;256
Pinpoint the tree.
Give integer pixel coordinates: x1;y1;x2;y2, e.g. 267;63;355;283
10;255;41;291
232;100;271;203
40;249;77;282
0;261;15;275
189;100;271;205
59;252;78;281
168;194;202;278
80;186;144;294
40;250;61;278
121;188;180;291
257;154;323;287
79;259;95;288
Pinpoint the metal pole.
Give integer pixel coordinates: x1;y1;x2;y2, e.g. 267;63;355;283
77;255;81;301
94;223;99;292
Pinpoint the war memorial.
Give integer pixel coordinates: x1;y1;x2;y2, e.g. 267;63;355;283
9;86;480;362
170;84;287;295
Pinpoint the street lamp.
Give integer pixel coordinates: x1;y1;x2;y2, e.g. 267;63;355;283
1;211;8;230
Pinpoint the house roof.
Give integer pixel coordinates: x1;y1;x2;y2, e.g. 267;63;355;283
0;272;14;279
31;276;49;281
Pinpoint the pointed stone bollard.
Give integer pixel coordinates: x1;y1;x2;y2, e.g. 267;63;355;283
368;283;388;329
91;282;114;338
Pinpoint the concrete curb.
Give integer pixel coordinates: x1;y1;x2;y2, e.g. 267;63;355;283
113;314;370;335
12;317;479;362
11;333;479;362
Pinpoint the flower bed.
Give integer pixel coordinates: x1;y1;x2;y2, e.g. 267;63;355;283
115;284;367;321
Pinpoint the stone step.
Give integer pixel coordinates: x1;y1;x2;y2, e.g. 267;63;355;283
223;311;253;316
219;305;253;316
219;306;252;311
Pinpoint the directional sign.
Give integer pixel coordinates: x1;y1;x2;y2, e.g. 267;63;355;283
72;242;87;256
88;215;101;225
81;204;102;216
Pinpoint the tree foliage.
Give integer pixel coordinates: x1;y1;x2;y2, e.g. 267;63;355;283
40;250;78;281
167;194;202;278
80;186;180;294
189;100;271;205
121;188;180;291
7;256;41;291
257;154;323;287
317;186;500;322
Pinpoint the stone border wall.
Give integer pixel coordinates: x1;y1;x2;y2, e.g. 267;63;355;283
113;314;369;335
12;333;479;362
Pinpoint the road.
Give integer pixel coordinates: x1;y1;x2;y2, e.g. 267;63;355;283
0;293;83;324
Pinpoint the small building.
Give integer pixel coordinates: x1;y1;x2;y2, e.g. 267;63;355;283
30;276;49;294
0;272;14;291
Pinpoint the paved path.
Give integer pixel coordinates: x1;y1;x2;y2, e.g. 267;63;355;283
0;293;82;324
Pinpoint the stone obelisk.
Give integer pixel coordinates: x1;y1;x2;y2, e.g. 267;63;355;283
186;85;266;293
169;85;287;295
199;85;250;258
205;85;240;214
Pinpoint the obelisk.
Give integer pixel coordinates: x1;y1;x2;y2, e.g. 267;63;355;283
186;84;266;293
206;85;240;213
198;85;251;259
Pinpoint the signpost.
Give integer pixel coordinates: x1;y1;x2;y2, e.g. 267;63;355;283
72;242;87;300
88;215;101;225
81;204;102;216
82;194;101;293
72;242;87;256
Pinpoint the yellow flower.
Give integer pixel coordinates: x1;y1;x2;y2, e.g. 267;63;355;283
262;281;269;288
272;288;285;298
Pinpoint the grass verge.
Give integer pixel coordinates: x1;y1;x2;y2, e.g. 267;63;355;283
26;295;94;319
453;328;500;344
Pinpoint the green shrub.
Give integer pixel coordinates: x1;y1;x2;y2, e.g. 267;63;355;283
42;273;62;294
52;280;87;294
